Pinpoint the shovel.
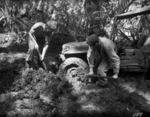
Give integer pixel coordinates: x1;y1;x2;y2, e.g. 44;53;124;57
33;35;48;71
36;48;48;71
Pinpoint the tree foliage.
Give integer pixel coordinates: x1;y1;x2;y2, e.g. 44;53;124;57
0;0;150;45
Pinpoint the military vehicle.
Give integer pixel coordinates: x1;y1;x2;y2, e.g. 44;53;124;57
58;5;150;79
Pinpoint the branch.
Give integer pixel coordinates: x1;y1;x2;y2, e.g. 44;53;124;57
144;15;150;25
119;29;132;42
110;0;136;40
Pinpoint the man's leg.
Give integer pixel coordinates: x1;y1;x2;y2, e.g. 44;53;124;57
26;39;35;68
97;60;110;77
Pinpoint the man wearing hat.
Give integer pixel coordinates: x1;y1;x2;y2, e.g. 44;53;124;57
88;25;109;37
86;34;120;79
26;21;57;69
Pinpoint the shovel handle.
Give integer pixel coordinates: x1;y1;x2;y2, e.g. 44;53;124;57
32;35;48;71
36;47;48;71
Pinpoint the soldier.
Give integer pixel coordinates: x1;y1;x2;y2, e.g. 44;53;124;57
25;21;57;69
86;34;120;79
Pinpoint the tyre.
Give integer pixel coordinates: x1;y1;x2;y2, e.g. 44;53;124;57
58;57;88;83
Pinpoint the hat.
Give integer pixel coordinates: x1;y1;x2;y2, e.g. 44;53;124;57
91;25;99;29
46;21;57;30
86;34;99;45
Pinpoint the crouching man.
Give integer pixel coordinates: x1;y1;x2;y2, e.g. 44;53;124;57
86;34;120;79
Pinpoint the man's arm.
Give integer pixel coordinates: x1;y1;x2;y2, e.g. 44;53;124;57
29;22;45;49
87;47;95;74
29;29;37;45
41;31;54;60
41;36;49;61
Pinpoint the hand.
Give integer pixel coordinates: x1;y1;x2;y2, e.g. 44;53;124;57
89;71;94;75
37;54;42;61
41;55;44;61
60;54;65;61
35;43;39;50
112;74;118;79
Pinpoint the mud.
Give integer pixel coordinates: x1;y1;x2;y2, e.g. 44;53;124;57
0;34;150;117
1;55;150;117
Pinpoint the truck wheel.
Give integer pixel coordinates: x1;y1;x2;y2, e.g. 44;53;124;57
58;57;88;83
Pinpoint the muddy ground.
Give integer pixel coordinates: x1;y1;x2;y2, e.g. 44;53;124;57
0;33;150;117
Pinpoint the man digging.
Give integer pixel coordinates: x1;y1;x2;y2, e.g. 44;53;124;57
25;21;57;70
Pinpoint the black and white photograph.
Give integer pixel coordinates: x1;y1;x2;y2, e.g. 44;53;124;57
0;0;150;117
